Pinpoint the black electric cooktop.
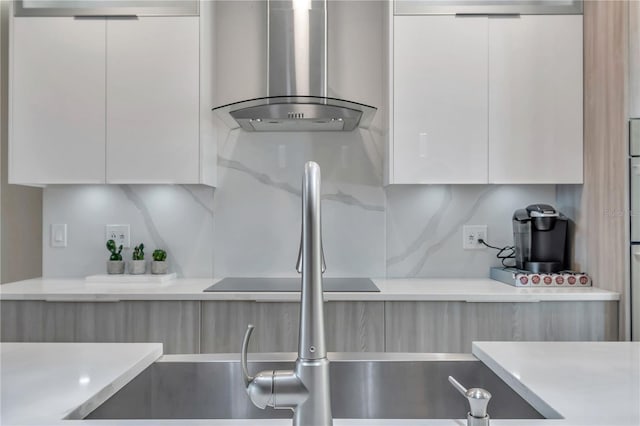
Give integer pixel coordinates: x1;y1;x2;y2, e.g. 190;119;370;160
204;277;380;293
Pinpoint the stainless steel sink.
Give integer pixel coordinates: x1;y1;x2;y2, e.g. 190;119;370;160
85;353;545;420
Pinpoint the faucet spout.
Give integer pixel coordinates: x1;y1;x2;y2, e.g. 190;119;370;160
298;161;327;360
241;161;333;426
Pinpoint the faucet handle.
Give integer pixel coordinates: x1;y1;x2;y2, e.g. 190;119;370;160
241;324;255;387
448;376;491;424
240;324;278;410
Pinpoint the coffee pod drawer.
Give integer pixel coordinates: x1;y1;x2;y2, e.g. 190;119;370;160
490;267;592;287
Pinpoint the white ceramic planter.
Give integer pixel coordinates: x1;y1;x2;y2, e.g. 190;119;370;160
151;261;168;275
106;260;125;274
129;260;146;275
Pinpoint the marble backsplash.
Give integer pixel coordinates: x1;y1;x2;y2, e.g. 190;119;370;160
43;185;215;278
42;178;556;279
213;128;386;278
386;185;557;277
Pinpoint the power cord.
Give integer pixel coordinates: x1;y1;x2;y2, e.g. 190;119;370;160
478;238;516;268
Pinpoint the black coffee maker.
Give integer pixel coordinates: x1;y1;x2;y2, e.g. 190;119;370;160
512;204;569;273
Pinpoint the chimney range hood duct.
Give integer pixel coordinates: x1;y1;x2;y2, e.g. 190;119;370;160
212;0;377;132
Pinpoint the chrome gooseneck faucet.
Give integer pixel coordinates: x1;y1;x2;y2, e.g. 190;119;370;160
241;161;333;426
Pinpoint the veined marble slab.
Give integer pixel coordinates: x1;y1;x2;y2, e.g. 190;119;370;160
43;184;215;279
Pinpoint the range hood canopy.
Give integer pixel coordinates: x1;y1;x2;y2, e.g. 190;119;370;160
212;0;377;132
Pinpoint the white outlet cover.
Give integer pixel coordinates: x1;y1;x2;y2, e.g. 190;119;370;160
105;224;130;249
463;225;487;250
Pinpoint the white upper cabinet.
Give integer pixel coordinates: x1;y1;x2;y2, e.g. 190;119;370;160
488;15;583;184
9;9;215;186
393;16;489;184
10;18;106;184
388;11;583;185
106;17;199;184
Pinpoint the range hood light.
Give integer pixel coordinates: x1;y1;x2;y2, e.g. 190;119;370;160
293;0;311;10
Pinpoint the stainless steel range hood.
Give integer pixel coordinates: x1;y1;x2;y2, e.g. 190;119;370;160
212;0;377;132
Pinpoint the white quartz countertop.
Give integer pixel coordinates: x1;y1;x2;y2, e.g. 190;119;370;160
472;341;640;426
0;277;619;302
0;342;163;425
1;342;638;426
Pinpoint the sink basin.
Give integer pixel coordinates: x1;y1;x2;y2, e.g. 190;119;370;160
86;353;545;420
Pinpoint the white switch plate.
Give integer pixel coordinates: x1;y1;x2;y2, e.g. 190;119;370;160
419;133;428;158
105;224;130;248
463;225;487;250
50;224;67;248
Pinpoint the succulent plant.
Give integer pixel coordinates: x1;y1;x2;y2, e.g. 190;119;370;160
132;243;145;261
106;239;123;261
152;249;167;262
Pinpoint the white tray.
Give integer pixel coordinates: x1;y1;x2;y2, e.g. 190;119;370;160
85;273;177;284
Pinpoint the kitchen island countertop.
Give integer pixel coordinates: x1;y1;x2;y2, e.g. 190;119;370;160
0;277;619;302
1;341;638;426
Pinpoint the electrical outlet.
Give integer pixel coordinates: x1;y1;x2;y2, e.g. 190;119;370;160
463;225;487;250
105;224;130;249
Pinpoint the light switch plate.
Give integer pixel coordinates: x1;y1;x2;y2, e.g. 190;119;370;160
419;132;428;158
50;224;67;248
105;224;130;248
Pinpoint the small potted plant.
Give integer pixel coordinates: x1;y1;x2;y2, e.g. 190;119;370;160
129;243;146;275
106;239;124;274
151;249;168;274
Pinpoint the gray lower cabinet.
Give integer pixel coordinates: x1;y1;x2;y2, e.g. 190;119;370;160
1;300;618;354
200;301;385;353
0;301;200;354
384;301;619;353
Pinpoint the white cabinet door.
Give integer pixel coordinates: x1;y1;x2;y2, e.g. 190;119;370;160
106;17;199;183
488;15;583;184
10;17;106;184
393;16;488;184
